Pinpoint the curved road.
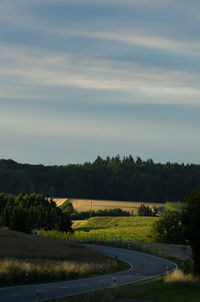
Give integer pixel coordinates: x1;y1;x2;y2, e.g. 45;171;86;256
0;244;177;302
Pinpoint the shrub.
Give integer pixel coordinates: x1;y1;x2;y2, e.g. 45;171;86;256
152;211;185;244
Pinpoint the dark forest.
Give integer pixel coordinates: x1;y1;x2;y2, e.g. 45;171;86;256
0;156;200;203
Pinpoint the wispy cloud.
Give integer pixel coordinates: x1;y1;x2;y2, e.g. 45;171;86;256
1;0;200;164
1;42;200;105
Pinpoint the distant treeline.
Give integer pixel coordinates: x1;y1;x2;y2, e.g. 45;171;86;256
0;156;200;202
0;193;72;233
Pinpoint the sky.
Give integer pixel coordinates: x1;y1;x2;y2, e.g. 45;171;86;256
0;0;200;165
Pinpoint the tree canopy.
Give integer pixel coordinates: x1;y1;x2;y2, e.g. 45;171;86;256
183;186;200;274
0;193;72;233
1;156;200;202
152;210;185;244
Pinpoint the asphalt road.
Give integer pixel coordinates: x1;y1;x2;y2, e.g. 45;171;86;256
0;244;177;302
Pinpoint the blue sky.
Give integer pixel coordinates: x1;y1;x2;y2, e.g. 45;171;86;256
1;0;200;165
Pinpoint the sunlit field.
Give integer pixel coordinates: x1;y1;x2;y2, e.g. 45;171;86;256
39;216;157;242
53;198;165;214
72;216;157;242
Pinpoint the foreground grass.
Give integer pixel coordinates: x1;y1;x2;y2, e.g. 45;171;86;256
49;272;200;302
0;229;124;286
0;258;119;287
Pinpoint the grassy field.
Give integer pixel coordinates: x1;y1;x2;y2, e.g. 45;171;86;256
164;201;186;213
71;216;157;242
50;272;200;302
39;217;192;261
53;198;165;214
0;229;120;286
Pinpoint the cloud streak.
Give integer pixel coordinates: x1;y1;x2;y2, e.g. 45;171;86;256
1;42;200;106
1;0;200;164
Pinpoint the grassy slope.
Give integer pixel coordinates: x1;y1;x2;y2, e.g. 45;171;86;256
72;216;157;242
0;229;107;261
71;217;192;261
0;229;121;286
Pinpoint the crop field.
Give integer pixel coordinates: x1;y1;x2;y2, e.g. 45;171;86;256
71;216;157;242
53;198;165;214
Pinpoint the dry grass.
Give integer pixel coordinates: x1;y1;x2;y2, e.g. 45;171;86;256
0;258;118;285
0;229;118;286
54;198;164;214
139;242;192;261
164;269;199;283
0;229;109;261
52;198;68;207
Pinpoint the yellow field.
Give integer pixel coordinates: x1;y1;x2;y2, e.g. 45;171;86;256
52;198;68;207
53;198;165;214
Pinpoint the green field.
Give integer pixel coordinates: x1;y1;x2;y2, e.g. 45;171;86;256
71;216;157;242
51;275;200;302
164;201;186;212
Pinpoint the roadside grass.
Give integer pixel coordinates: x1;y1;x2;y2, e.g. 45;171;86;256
0;229;124;286
111;275;200;302
49;273;200;302
0;258;119;287
164;269;199;283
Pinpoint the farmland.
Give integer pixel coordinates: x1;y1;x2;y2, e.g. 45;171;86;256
54;198;165;214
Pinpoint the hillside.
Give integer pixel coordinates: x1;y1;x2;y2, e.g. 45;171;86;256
1;156;200;202
0;229;120;286
0;229;107;262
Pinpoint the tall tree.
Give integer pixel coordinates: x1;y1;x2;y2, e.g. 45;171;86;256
183;186;200;274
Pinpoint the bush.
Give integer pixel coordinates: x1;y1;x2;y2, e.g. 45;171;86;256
70;208;130;220
152;211;185;244
138;204;155;216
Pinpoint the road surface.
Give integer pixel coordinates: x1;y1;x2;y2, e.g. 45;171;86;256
0;244;177;302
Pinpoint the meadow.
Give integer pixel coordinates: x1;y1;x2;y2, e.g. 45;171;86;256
39;216;157;242
39;216;192;263
0;229;120;286
71;216;157;242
